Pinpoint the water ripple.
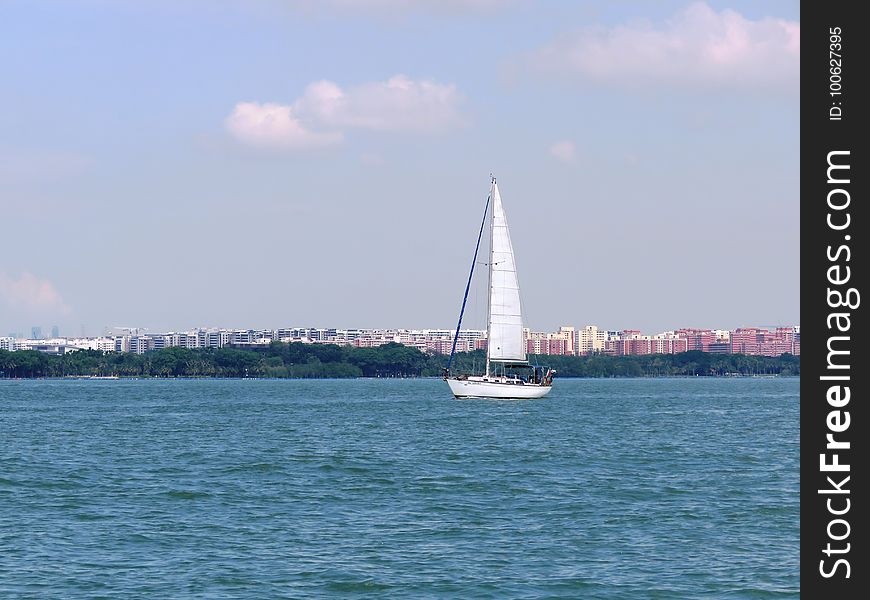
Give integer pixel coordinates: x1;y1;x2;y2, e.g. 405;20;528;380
0;377;799;598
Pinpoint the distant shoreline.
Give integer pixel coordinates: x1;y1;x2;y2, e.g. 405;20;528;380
1;343;800;379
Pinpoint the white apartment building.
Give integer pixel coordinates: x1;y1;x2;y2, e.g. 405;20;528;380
65;337;117;352
129;336;153;354
115;336;131;352
168;332;200;349
576;325;608;355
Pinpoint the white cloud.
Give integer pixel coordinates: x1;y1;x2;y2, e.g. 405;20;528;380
523;2;799;92
224;102;342;149
0;272;72;315
295;76;463;133
226;75;464;149
549;140;576;163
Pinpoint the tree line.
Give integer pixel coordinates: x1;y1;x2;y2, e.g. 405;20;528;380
0;343;799;379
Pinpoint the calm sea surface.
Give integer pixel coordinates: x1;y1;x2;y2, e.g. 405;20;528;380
0;378;798;599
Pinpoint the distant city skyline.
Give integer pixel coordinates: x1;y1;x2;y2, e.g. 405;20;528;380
1;1;799;336
7;320;800;340
1;323;800;359
10;317;801;342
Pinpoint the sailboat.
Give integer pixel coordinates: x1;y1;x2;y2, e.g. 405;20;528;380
444;176;555;399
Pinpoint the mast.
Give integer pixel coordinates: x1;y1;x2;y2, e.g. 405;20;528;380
485;175;495;377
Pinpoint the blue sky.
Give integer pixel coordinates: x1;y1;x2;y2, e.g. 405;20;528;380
1;0;799;336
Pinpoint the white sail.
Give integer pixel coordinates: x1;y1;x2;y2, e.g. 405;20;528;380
487;181;526;362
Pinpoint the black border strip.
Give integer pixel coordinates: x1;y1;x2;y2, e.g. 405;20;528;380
802;2;867;595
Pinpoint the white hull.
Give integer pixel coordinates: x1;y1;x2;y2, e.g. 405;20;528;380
445;376;552;399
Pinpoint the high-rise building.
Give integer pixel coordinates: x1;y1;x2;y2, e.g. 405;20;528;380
51;325;60;338
576;325;607;355
31;326;42;340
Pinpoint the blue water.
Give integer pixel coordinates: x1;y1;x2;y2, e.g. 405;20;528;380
0;378;798;598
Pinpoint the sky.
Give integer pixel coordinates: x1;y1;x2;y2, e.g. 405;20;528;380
1;0;800;336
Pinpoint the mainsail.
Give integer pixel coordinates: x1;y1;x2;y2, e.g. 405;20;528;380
487;181;526;363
